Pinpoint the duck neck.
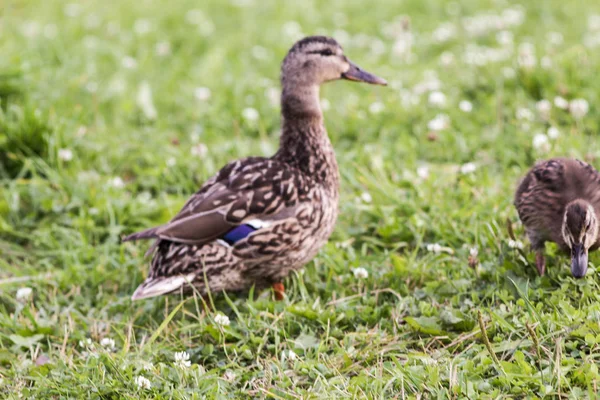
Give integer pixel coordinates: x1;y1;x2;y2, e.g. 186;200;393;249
275;83;339;192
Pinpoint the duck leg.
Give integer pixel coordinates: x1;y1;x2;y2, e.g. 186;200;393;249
272;282;285;301
535;251;546;276
527;230;546;276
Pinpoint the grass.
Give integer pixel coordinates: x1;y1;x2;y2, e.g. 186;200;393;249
2;0;600;397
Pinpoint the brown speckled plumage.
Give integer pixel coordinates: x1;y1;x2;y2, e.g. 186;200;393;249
514;158;600;277
123;36;386;300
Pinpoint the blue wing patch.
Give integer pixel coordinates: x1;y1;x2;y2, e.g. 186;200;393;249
222;224;256;245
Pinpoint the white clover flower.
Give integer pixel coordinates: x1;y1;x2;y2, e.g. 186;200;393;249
174;351;191;369
191;143;208;158
569;99;589;119
251;45;269;60
547;126;560;139
194;87;211;101
214;313;230;327
516;107;534;121
496;30;514;46
547;32;564;45
541;56;552;69
185;9;205;25
166;157;176;167
121;56;138;69
16;287;33;302
282;21;303;39
554;96;569;110
427;114;450;131
368;101;385;114
63;3;82;17
393;31;413;58
532;133;549;151
85;81;98;93
265;87;280;107
508;239;524;249
223;370;237;381
83;351;99;359
142;362;154;371
518;42;536;69
427;243;443;253
428;91;446;107
134;375;151;390
589;15;600;31
352;267;369;279
416;165;429;179
133;19;152;35
536;100;551;119
242;107;259;122
281;349;298;361
84;14;101;30
503;7;526;26
460;162;477;174
58;148;73;161
155;41;171;56
79;338;93;348
369;39;387;57
502;67;516;79
44;24;58;39
320;98;331;111
439;51;455;66
432;23;456;43
137;81;157;120
100;338;115;350
470;247;478;257
360;192;372;203
76;126;88;137
109;176;125;188
459;100;473;113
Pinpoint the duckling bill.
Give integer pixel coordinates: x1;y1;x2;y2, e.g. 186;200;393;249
514;158;600;278
123;36;386;300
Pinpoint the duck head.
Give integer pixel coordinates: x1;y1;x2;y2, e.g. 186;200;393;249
281;36;387;88
561;199;599;278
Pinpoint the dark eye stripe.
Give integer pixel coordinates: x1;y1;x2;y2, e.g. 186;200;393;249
307;49;334;56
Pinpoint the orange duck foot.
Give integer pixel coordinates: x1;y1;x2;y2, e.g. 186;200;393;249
272;282;285;301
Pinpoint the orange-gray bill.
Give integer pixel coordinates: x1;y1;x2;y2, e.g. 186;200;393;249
571;243;588;278
342;61;387;85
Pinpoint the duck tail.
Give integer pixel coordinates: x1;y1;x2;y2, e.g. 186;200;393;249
130;273;197;301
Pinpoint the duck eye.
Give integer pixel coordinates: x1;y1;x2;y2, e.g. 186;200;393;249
319;49;334;56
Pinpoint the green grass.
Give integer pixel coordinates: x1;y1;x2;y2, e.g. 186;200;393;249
3;0;600;397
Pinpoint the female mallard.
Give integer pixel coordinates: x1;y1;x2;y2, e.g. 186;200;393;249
124;36;386;300
514;158;600;278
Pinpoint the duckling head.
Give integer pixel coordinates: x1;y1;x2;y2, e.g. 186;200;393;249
561;199;598;278
281;36;387;89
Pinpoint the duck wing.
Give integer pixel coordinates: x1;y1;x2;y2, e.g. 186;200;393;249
123;157;310;245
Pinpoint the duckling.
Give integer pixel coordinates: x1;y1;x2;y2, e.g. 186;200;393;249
514;158;600;278
123;36;386;300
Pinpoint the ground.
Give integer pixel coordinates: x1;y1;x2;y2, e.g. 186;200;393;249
2;0;600;398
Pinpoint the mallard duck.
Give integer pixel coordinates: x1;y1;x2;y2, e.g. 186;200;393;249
124;36;386;300
514;158;600;278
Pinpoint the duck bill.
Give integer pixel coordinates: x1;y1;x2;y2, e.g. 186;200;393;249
342;61;387;85
571;243;588;278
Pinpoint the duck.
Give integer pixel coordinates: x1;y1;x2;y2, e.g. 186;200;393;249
123;36;387;300
514;158;600;278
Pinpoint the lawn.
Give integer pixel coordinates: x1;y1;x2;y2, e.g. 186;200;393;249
2;0;600;398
